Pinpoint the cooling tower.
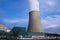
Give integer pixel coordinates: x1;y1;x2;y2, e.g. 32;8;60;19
27;0;43;32
0;24;11;32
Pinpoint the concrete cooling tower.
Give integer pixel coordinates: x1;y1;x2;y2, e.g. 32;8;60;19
27;0;44;32
0;24;11;32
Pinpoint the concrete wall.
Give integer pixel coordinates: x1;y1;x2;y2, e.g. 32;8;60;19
27;11;43;32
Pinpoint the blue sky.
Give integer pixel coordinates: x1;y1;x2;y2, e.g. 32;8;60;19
0;0;60;33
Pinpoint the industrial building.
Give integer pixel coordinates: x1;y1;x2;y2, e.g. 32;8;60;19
0;26;60;39
0;24;11;32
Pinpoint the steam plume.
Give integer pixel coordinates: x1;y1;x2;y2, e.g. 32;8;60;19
29;0;39;11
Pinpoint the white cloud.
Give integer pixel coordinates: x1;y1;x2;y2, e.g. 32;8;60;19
45;1;55;6
39;0;57;14
3;18;28;24
41;15;60;29
39;0;56;7
29;0;39;11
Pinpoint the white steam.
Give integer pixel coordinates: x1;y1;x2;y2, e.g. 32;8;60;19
29;0;39;11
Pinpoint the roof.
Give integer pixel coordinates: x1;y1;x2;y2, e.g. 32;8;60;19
12;27;26;32
18;32;45;36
